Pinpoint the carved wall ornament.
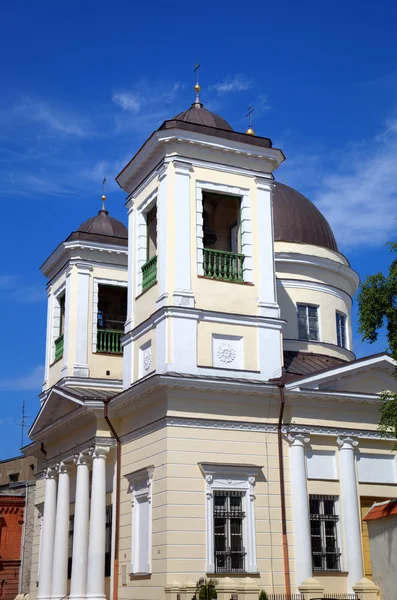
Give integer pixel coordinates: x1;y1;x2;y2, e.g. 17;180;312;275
217;342;236;364
143;349;152;372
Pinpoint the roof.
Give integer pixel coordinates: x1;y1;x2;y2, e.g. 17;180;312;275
283;351;346;378
273;182;338;252
59;386;114;401
73;209;128;245
173;104;233;131
363;499;397;521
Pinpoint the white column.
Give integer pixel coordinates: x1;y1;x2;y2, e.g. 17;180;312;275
73;263;92;377
288;434;312;587
86;446;109;600
255;177;279;318
123;200;134;390
337;436;364;591
156;164;168;307
43;287;53;391
38;468;57;600
70;454;90;600
61;266;73;376
173;161;194;307
51;462;71;600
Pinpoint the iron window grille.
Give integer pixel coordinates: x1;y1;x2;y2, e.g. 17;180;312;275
310;495;341;572
336;312;347;348
297;304;319;341
213;490;246;573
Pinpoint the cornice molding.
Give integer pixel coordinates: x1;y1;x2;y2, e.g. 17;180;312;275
43;436;115;469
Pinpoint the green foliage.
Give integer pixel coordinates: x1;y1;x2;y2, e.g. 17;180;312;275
199;579;217;599
358;243;397;442
259;591;269;600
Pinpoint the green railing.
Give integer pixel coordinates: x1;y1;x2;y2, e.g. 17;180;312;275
203;248;245;282
142;255;157;291
97;329;123;354
54;334;64;361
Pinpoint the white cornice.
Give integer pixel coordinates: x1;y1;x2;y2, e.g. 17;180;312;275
277;278;352;304
42;435;115;469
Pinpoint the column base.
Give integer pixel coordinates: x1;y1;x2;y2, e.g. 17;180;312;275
69;595;89;600
85;595;106;600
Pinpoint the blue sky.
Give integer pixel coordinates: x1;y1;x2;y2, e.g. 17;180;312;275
1;0;397;458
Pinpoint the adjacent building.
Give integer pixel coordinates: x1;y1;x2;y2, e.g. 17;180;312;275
23;84;396;600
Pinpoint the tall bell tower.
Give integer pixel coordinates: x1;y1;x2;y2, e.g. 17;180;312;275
117;83;285;389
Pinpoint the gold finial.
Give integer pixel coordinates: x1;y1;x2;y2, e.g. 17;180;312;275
245;104;255;135
194;60;201;106
101;177;107;211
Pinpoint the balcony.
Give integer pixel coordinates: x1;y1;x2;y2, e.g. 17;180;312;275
142;255;157;291
97;329;123;354
203;249;245;282
54;334;64;361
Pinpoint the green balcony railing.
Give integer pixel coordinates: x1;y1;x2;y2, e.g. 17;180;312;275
203;248;245;282
142;255;157;291
97;329;123;354
54;334;64;361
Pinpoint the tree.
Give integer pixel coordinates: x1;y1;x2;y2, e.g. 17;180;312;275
358;243;397;440
198;579;217;599
259;591;269;600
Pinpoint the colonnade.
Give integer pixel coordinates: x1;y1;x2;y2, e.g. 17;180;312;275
288;434;364;592
38;446;109;600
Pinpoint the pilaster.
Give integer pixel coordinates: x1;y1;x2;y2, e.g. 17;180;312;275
42;286;53;391
73;263;93;378
156;164;169;307
61;266;73;377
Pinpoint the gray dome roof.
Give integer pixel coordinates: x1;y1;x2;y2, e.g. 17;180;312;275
173;104;233;131
273;182;338;252
78;209;127;239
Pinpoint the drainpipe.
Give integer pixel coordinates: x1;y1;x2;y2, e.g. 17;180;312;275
103;399;120;600
276;381;291;597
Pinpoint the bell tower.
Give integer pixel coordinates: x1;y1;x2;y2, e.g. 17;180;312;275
117;85;285;389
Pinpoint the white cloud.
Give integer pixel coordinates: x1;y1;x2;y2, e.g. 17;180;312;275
0;274;43;303
210;74;252;94
112;92;141;113
0;365;43;391
279;117;397;249
13;99;89;137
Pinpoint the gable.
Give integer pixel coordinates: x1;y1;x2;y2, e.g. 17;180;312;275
29;387;85;439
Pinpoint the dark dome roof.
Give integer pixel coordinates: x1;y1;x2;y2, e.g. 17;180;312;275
273;182;338;252
173;104;233;131
78;209;127;239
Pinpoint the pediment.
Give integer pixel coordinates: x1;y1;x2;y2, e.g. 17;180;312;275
29;386;85;439
287;353;397;395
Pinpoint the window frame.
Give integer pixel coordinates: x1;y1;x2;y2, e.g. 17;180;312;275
336;311;347;349
309;494;342;572
200;463;260;575
125;466;154;576
92;278;128;354
136;190;158;296
297;303;320;342
51;283;66;363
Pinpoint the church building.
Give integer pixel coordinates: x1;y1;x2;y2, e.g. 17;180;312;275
23;82;397;600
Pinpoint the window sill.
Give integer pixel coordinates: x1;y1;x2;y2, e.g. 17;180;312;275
199;275;254;286
95;351;123;356
207;572;259;578
313;571;348;575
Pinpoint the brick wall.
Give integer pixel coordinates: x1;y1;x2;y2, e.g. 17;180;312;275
0;495;25;600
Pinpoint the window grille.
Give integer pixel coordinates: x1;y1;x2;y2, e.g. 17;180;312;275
213;490;246;573
105;505;112;577
309;495;341;572
336;312;347;348
297;304;319;341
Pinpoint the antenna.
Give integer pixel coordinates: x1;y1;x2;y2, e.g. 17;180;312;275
17;399;33;449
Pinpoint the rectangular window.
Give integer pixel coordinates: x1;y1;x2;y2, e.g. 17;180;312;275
96;285;127;354
298;304;319;341
336;312;346;348
309;495;341;571
59;294;66;335
105;505;112;577
213;491;245;573
146;206;157;260
68;515;74;579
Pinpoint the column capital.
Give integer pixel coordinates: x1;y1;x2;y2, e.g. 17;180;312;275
287;433;311;447
254;176;275;192
173;160;193;176
158;163;168;181
55;461;72;475
89;445;109;460
44;466;57;480
337;436;358;449
74;452;90;467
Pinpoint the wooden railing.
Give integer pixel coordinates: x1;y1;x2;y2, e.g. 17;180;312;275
203;248;245;282
97;329;123;354
142;255;157;290
54;334;64;361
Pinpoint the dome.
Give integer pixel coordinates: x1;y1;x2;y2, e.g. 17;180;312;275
273;182;338;252
77;209;128;240
173;104;233;131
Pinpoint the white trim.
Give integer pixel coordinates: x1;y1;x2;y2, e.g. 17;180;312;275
43;288;54;391
52;281;66;365
125;467;154;576
277;279;352;305
199;463;260;574
135;189;157;297
195;181;253;283
286;353;396;390
92;278;128;353
74;263;92;377
173;161;194;305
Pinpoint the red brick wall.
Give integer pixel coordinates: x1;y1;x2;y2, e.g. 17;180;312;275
0;496;25;600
